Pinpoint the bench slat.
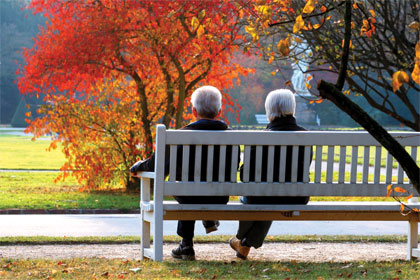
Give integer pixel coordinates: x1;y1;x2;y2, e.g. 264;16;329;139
374;146;381;184
279;146;287;182
386;151;393;184
267;146;275;183
255;145;263;182
163;182;417;197
218;145;226;182
194;145;202;182
182;145;190;182
397;162;404;184
165;131;420;146
314;145;322;183
291;146;299;183
326;146;334;183
350;146;358;183
338;146;346;183
363;146;370;183
303;146;311;183
231;145;239;183
169;145;177;182
207;145;214;182
243;145;251;183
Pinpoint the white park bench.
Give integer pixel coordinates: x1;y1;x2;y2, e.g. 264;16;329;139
137;124;420;261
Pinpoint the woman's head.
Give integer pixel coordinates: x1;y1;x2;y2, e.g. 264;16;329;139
265;89;296;122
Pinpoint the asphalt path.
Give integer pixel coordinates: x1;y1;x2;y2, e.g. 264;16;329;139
0;214;413;237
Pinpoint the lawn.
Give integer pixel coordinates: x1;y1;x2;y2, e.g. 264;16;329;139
0;136;65;170
0;172;138;210
0;258;418;279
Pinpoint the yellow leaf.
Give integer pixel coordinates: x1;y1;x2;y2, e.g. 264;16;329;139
239;9;244;19
392;70;409;92
313;24;321;29
268;55;274;64
294;37;303;43
352;3;358;9
315;99;323;104
302;0;315;14
285;80;292;86
305;82;311;89
394;187;407;193
320;5;327;13
369;9;376;17
277;37;290;56
191;17;199;30
293;15;305;33
408;21;420;31
412;62;420;85
387;184;392;191
415;41;420;59
197;25;205;38
400;204;405;212
271;71;276;76
407;194;413;200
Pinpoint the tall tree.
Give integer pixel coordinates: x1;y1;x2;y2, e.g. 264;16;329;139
18;0;252;191
238;0;420;193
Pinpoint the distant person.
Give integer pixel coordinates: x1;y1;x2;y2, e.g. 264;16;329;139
229;89;312;260
131;85;238;261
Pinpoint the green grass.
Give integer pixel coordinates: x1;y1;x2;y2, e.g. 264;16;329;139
1;258;418;279
0;172;138;209
0;136;66;170
0;235;408;246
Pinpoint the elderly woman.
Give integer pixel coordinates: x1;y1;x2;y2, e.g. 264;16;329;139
229;89;312;260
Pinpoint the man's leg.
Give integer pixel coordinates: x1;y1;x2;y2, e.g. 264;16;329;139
171;220;196;260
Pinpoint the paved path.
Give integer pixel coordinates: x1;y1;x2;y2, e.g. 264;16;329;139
0;214;413;237
0;242;408;262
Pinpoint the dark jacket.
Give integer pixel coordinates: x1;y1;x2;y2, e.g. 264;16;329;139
131;119;239;204
240;115;312;204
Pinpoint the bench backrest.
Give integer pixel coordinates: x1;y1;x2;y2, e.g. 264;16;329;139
153;125;420;198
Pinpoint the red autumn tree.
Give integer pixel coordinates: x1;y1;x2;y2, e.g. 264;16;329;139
18;0;252;191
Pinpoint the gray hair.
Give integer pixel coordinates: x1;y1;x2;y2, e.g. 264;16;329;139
191;86;222;118
265;89;296;121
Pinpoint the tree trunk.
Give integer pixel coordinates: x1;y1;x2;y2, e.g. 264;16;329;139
126;176;140;192
317;80;419;194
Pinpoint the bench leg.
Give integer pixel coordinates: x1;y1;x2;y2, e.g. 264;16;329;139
152;211;164;261
408;215;419;260
140;209;151;260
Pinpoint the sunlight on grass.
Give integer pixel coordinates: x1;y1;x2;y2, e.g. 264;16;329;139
0;136;66;169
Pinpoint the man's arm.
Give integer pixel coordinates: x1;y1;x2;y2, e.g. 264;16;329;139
130;154;156;177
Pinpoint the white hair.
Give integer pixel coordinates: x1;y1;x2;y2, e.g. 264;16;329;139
265;89;296;121
191;86;222;118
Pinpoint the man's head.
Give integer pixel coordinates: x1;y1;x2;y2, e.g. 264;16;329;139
265;89;296;122
191;86;222;119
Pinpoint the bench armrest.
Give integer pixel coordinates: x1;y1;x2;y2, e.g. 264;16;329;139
136;171;155;179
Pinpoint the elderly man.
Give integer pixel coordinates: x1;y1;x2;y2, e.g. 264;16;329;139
229;89;312;260
131;85;236;260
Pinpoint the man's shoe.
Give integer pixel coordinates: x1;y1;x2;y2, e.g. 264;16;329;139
205;220;220;234
171;244;195;260
229;237;250;260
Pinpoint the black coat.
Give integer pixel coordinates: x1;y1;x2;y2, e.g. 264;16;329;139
240;115;312;204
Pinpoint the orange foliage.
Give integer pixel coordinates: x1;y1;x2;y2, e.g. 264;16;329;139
18;0;252;190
